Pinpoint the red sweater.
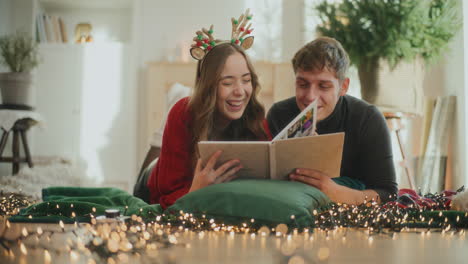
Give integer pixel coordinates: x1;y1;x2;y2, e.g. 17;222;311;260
147;97;272;208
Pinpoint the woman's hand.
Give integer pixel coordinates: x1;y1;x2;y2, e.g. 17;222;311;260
189;150;242;193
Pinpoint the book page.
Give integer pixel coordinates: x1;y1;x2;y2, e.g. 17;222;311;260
272;133;344;180
273;100;318;141
198;141;271;179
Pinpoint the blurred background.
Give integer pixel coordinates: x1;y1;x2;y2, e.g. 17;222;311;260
0;0;466;194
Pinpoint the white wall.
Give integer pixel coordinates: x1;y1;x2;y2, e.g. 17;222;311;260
282;0;304;62
11;0;35;35
0;0;12;73
0;0;12;36
32;43;137;191
420;0;466;190
134;0;249;164
135;0;248;66
0;0;13;175
462;0;468;188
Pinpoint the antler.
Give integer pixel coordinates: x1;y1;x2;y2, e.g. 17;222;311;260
190;25;220;60
190;9;255;60
191;25;217;50
231;9;254;47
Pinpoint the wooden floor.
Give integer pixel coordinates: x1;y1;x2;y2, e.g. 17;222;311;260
1;221;467;263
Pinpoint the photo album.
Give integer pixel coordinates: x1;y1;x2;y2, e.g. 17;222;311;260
198;101;344;180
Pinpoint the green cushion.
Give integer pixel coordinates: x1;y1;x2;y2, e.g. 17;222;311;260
9;187;163;223
167;178;365;228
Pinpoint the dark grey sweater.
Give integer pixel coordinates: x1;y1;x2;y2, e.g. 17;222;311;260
267;95;398;203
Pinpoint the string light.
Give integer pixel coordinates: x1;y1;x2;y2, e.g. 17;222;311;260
1;190;468;263
0;192;34;216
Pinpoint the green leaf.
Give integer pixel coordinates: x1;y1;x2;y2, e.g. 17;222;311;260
313;0;461;68
0;31;40;72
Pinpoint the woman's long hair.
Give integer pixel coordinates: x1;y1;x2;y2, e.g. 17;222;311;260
188;43;268;163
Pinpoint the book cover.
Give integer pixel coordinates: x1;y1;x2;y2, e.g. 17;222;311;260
35;15;40;42
58;17;68;43
52;15;61;43
43;15;52;43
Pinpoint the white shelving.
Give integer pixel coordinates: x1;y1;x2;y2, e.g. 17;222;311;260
39;0;133;10
35;0;133;44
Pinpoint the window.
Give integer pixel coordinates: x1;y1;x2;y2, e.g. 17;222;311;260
245;0;282;62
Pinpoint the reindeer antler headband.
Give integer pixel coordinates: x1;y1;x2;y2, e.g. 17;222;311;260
190;9;254;61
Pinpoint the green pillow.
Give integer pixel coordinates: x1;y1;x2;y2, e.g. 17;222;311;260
9;187;163;223
167;178;365;228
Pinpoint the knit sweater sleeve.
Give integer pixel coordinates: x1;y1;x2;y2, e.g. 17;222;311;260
147;97;193;208
358;106;398;203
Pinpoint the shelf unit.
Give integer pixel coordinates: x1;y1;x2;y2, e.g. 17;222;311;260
35;0;133;44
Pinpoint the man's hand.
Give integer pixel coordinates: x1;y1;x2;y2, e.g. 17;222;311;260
289;168;343;201
289;168;380;205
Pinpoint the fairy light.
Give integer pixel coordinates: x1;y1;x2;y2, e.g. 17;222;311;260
21;227;28;237
19;242;27;255
1;189;467;264
59;220;65;232
44;249;51;264
317;247;330;261
70;250;79;262
289;255;305;264
0;193;35;216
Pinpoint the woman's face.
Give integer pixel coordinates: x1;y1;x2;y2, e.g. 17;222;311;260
216;52;253;126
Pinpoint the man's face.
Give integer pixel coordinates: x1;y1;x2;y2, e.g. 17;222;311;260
295;68;349;121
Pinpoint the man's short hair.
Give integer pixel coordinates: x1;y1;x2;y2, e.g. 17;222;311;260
292;37;350;82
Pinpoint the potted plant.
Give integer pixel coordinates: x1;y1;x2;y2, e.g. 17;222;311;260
0;31;40;109
314;0;460;107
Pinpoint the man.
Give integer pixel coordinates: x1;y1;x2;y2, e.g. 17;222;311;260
267;37;397;204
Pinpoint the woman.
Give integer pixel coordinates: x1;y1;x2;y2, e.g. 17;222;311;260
148;43;271;208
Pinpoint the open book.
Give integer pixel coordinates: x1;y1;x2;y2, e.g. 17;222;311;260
198;101;344;180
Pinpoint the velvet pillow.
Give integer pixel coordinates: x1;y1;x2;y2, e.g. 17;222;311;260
167;178;365;228
9;187;163;223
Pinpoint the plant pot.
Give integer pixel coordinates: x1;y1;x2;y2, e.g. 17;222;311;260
0;72;35;108
358;58;425;114
357;57;380;105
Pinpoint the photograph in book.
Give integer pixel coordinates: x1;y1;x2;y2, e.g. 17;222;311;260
273;100;318;140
